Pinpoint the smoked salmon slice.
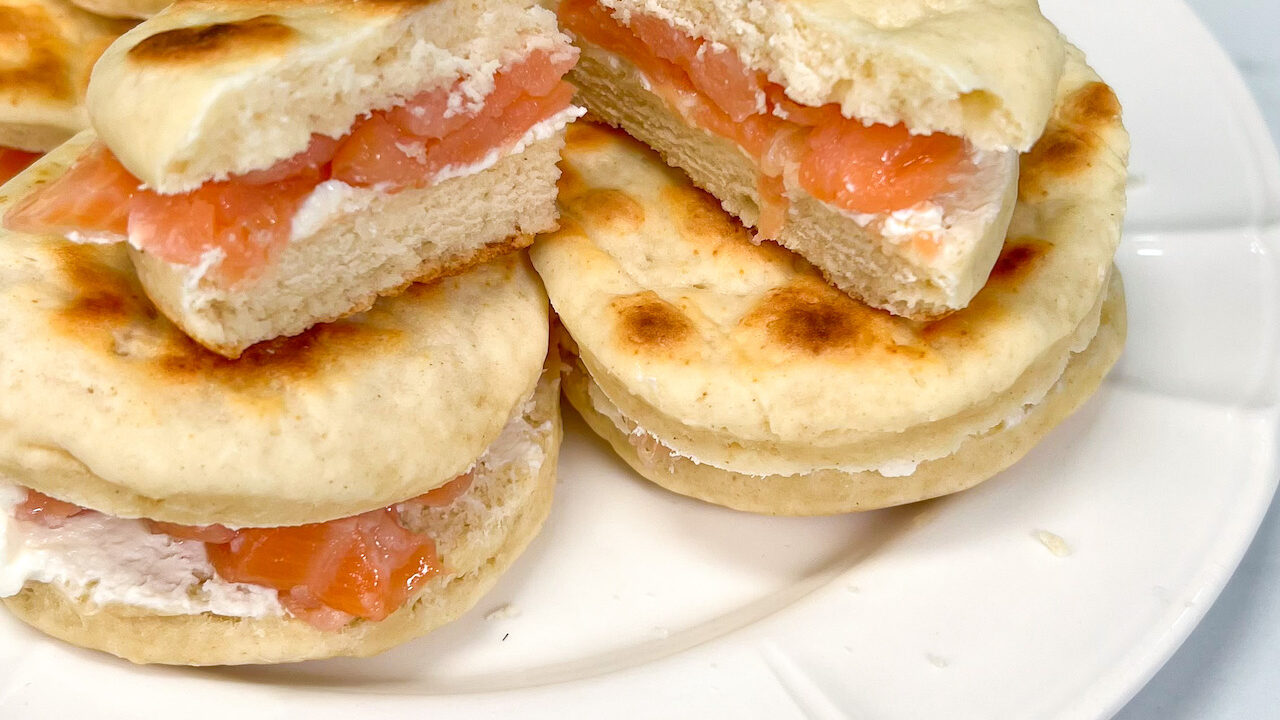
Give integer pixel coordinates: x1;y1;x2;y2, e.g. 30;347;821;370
559;0;968;216
206;507;439;623
5;143;137;238
3;50;578;287
0;148;41;186
11;475;475;629
16;489;91;528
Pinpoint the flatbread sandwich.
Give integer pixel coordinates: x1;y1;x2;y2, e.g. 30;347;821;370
5;0;582;357
533;47;1127;514
0;138;562;664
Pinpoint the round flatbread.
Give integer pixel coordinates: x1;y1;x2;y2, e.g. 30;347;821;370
0;134;550;527
0;0;132;152
532;45;1128;509
564;275;1124;514
2;366;562;664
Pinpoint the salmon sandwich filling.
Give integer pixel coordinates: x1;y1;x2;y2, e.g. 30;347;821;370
4;0;583;358
533;46;1128;514
557;0;1066;318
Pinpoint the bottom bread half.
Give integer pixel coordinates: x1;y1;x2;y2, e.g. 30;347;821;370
2;371;563;665
564;274;1126;516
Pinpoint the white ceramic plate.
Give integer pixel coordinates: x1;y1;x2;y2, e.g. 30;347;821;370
2;0;1277;717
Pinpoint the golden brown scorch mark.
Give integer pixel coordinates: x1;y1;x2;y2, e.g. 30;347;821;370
0;6;73;102
51;243;402;392
562;188;645;233
128;15;296;64
1019;81;1123;202
739;280;890;357
988;238;1051;283
1062;82;1122;129
563;120;619;153
611;291;694;354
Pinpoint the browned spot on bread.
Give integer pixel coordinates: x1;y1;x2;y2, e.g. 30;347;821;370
664;185;754;252
739;279;894;357
51;243;402;392
557;163;586;199
989;238;1051;283
127;15;295;64
611;291;694;354
52;244;157;336
1020;82;1121;202
919;240;1044;345
0;7;73;102
563;188;645;233
920;291;1005;348
564;120;622;153
1018;129;1095;201
155;321;401;391
1062;82;1122;131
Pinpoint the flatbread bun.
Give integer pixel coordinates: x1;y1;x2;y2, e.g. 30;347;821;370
87;0;571;193
0;145;550;528
2;365;563;665
532;45;1128;512
0;0;132;152
581;0;1065;152
564;274;1123;514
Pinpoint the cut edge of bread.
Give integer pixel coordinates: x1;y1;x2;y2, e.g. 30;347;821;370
570;45;1017;318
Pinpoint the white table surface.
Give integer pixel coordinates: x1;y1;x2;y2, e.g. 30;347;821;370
1115;1;1280;718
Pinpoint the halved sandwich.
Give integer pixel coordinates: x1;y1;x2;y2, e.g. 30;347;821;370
0;0;132;183
0;140;561;664
534;46;1128;514
557;0;1066;317
4;0;582;358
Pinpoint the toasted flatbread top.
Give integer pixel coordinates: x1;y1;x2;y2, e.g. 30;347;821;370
0;133;550;527
0;0;132;152
87;0;571;193
592;0;1065;151
531;45;1127;443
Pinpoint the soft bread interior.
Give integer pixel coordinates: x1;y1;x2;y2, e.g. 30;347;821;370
564;275;1125;515
88;0;571;192
132;133;565;359
570;45;1018;318
1;363;562;665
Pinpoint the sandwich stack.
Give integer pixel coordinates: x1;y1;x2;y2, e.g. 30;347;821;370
537;0;1129;513
0;0;572;663
0;0;1131;668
